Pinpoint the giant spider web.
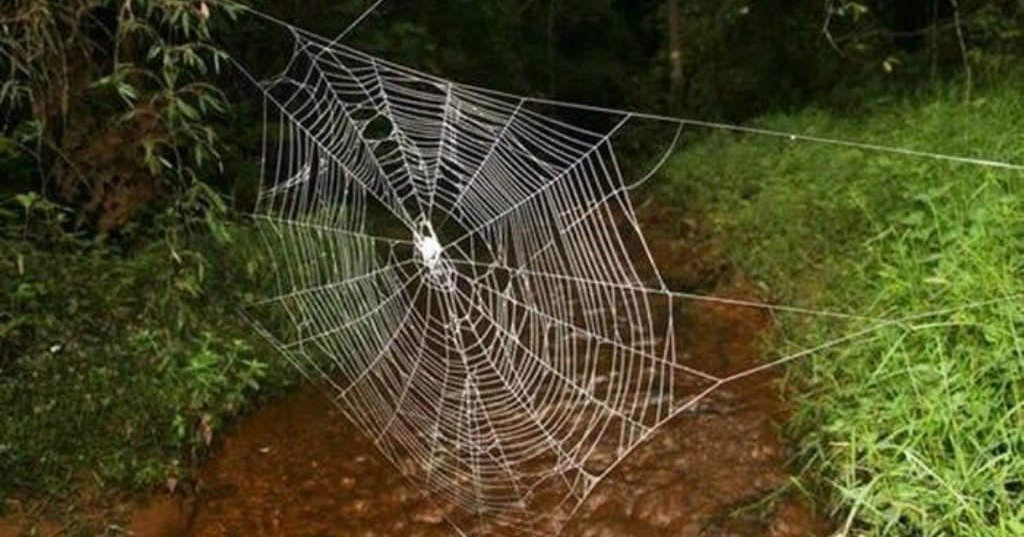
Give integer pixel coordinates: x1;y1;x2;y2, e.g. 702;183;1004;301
237;23;1011;536
243;31;712;535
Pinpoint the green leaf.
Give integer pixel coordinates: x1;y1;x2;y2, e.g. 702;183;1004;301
14;192;39;210
117;82;138;104
176;100;200;121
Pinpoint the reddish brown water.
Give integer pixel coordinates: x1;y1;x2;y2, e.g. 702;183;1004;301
174;207;831;537
172;287;828;537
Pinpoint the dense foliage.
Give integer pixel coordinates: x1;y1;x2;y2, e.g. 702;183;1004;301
5;0;1023;228
0;0;245;231
665;76;1024;536
0;190;296;510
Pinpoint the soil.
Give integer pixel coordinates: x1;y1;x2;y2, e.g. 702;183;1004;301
1;205;832;537
179;205;831;537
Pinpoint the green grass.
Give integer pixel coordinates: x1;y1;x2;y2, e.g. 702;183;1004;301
663;78;1024;535
0;199;297;522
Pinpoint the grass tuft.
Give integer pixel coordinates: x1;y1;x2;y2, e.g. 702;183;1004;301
663;77;1024;535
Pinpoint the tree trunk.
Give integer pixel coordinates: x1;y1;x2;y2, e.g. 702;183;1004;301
547;0;558;96
667;0;684;113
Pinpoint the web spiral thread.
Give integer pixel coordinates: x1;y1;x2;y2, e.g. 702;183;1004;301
245;31;772;536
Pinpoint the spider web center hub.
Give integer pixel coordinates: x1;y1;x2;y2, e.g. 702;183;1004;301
414;218;456;291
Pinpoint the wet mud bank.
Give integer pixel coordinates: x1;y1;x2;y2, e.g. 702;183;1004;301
176;295;828;536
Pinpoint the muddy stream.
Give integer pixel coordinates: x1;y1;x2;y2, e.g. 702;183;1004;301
174;207;829;537
6;208;833;537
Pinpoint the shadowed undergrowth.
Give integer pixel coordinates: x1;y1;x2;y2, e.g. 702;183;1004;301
0;197;296;522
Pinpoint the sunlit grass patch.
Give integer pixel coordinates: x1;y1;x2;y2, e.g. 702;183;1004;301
663;78;1024;535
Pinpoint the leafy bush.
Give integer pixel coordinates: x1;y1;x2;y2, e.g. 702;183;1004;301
0;0;242;230
0;190;294;503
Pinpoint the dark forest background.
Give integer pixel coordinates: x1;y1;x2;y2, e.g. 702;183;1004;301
2;0;1022;230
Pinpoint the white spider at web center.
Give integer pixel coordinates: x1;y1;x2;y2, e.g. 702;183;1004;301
414;219;456;291
416;233;443;271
